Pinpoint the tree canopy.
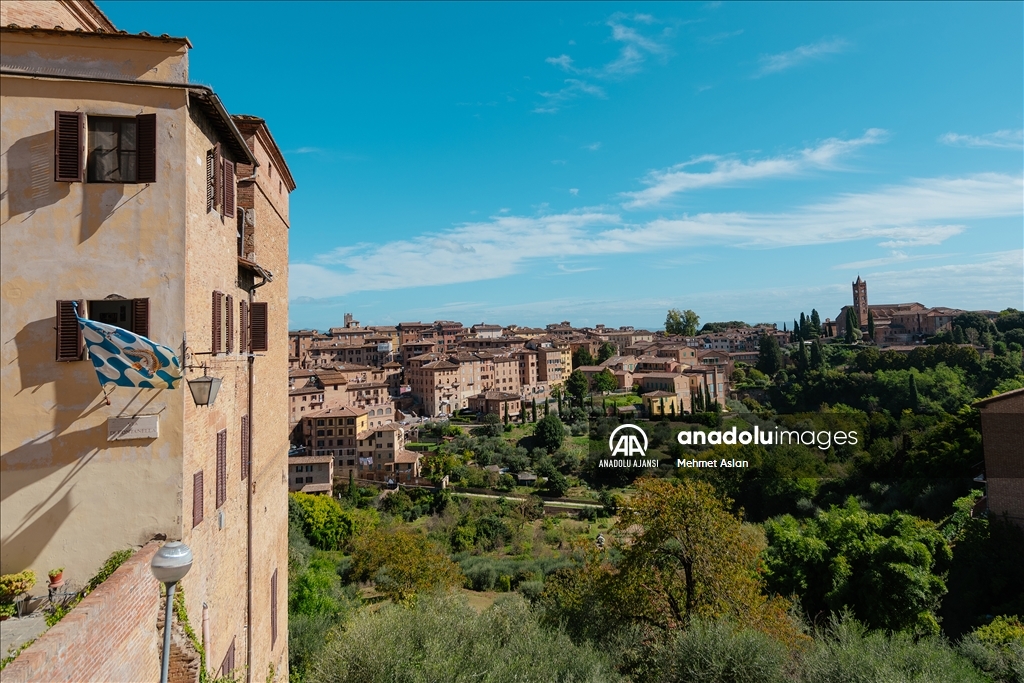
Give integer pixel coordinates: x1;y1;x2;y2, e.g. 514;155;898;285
666;309;700;336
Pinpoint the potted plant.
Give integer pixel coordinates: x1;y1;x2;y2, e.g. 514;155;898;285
47;567;65;585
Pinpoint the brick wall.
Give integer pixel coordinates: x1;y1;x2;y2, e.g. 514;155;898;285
3;541;172;683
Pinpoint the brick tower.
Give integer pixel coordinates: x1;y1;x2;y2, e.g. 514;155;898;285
852;276;868;327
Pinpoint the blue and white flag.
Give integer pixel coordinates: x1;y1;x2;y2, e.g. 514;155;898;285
75;303;182;389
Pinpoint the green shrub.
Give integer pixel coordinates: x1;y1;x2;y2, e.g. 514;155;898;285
799;614;989;683
956;616;1024;683
308;592;618;682
654;619;788;683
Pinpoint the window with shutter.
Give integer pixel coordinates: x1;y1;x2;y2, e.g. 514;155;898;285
136;113;156;183
55;300;85;361
219;638;236;678
216;429;227;508
250;302;268;352
211;291;223;354
225;294;234;354
206;150;216;212
54;111;85;182
192;471;204;528
131;298;150;338
222;159;236;217
271;569;278;648
213;142;223;211
240;415;250;480
240;300;249;354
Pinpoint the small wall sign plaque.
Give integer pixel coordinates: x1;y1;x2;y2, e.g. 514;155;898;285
107;415;159;441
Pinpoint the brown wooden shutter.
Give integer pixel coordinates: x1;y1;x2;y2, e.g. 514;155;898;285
240;415;250;480
225;294;234;353
271;569;278;648
223;159;236;217
192;470;204;528
136;113;157;183
131;298;150;338
219;637;236;677
250;301;268;352
54;111;84;182
206;150;216;212
213;142;223;211
239;300;249;354
56;300;85;361
211;291;223;354
216;429;227;508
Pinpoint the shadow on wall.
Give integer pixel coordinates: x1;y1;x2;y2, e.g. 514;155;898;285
0;130;70;223
0;487;78;573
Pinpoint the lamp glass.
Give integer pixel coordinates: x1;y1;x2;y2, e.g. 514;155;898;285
188;376;222;406
151;541;193;584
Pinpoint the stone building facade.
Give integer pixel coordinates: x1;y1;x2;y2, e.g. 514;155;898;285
0;2;292;678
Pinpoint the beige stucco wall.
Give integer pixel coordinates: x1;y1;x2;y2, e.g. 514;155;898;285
0;74;189;585
0;30;190;83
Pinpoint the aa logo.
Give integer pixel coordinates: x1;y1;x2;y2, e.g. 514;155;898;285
608;424;648;458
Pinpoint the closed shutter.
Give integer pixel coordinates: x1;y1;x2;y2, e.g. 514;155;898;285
206;150;216;212
216;429;227;508
240;415;249;480
131;298;150;338
192;471;204;528
136;113;157;183
56;300;85;361
271;569;278;648
239;300;249;354
220;637;236;677
211;291;223;354
225;294;234;354
223;159;236;217
250;302;268;352
54;111;84;182
213;142;222;211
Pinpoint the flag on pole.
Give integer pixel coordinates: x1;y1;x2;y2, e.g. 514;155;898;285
75;303;182;389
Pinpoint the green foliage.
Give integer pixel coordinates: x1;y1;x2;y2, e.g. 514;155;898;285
535;413;565;453
0;571;36;601
764;498;951;633
350;527;463;605
307;592;619;683
666;308;700;336
573;346;596;368
567;369;590;406
592;369;618;393
651;619;788;683
799;614;990;683
956;616;1024;683
597;342;617;363
290;492;373;551
701;321;749;333
757;333;783;376
545;471;570;498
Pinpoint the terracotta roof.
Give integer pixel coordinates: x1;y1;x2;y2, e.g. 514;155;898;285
974;387;1024;407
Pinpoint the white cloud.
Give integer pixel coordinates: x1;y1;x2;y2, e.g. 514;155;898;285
864;250;1024;309
756;38;849;77
832;251;953;270
290;173;1022;299
537;13;670;112
583;142;602;151
569;188;580;196
621;129;887;208
939;129;1023;150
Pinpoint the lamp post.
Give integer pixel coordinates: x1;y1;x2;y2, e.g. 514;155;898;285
187;372;222;407
151;541;193;683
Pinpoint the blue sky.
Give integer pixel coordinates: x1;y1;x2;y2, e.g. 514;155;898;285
103;1;1023;330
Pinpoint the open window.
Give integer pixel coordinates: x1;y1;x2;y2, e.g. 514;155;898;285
55;297;150;361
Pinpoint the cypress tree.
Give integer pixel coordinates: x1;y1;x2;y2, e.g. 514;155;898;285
909;373;920;411
844;308;858;344
797;340;808;373
810;340;824;370
348;469;356;500
867;309;875;342
503;402;509;424
952;326;965;344
544;399;549;417
810;309;821;337
532;398;537;422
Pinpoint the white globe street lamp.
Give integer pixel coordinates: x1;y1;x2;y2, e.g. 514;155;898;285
151;541;193;683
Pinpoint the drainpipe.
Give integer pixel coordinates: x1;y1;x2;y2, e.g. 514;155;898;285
202;603;210;676
247;267;271;683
